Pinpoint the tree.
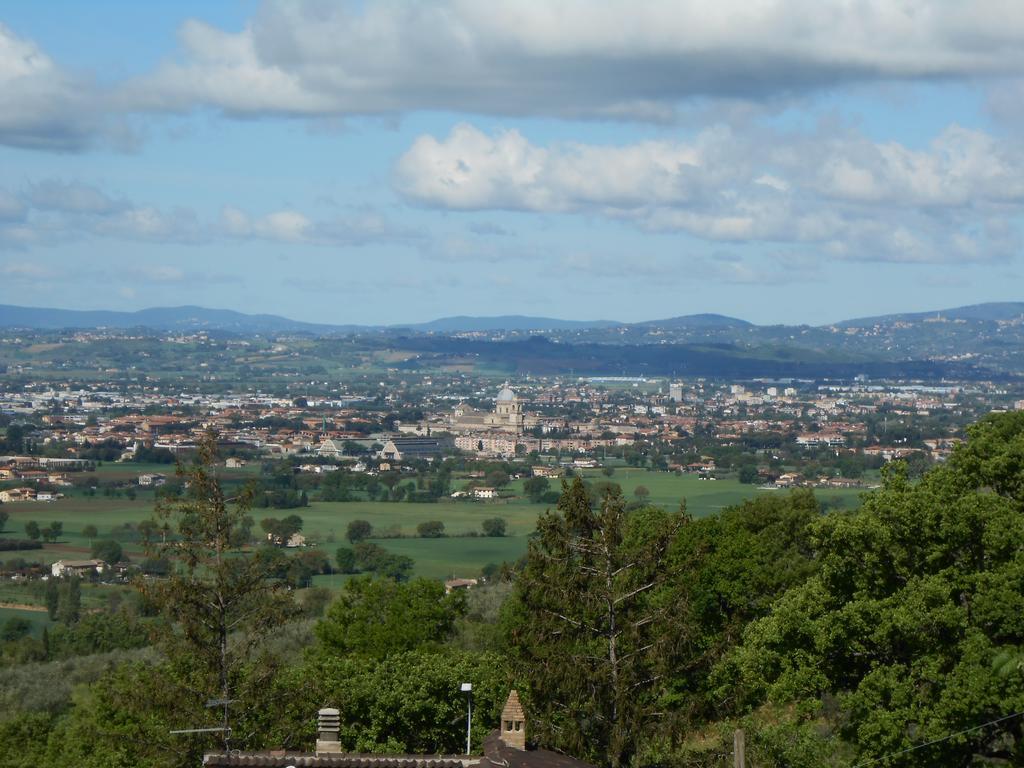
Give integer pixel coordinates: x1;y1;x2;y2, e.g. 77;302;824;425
724;413;1024;766
353;542;389;571
315;576;465;659
3;423;24;453
523;476;551;503
81;524;98;540
24;521;40;540
347;519;373;544
602;466;615;477
481;517;507;537
737;464;759;484
485;469;511;489
57;578;81;625
49;521;62;540
286;549;329;588
136;518;159;543
145;430;297;752
377;554;414;581
91;539;123;564
512;477;685;768
266;648;508;754
335;546;358;573
633;484;650;502
260;514;304;542
0;509;8;532
45;579;59;620
416;520;445;538
1;616;31;642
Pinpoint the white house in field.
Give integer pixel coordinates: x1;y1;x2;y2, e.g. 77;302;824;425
51;559;107;578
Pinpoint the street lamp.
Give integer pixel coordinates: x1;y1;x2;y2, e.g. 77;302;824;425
460;682;472;754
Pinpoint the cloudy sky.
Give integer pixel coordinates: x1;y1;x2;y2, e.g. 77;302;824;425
1;0;1023;325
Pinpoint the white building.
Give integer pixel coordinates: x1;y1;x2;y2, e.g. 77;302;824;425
51;559;107;578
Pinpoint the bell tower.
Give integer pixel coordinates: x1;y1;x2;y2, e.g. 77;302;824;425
500;690;527;750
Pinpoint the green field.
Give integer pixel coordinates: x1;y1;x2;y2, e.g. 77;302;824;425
355;535;531;581
0;606;52;636
1;469;868;582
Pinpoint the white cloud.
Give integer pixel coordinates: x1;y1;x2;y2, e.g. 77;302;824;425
92;206;203;243
6;2;1024;154
0;181;415;251
26;180;127;215
221;207;311;241
0;24;113;151
395;122;1024;264
220;205;418;246
123;0;1024;121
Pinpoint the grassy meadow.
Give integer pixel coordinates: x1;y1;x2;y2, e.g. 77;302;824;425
1;465;869;585
0;606;52;636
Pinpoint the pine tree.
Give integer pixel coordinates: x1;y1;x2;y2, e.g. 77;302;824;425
45;579;59;620
512;477;687;768
144;429;297;752
57;578;81;625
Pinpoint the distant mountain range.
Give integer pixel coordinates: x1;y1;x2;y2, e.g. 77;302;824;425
396;315;622;332
0;304;359;334
836;302;1024;327
0;302;1019;335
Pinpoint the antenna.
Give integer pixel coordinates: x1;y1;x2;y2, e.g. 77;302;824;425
169;698;238;749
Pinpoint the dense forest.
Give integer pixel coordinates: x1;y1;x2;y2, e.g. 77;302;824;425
2;413;1024;766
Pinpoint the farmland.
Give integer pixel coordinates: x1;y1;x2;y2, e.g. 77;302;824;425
0;467;868;582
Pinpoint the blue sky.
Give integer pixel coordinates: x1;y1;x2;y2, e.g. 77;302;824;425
1;0;1023;326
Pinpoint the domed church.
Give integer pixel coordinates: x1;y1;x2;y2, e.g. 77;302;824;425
489;384;525;431
451;384;537;436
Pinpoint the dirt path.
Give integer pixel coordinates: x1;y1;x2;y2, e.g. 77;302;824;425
0;602;47;612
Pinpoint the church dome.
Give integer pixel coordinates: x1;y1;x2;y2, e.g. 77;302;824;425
497;385;516;402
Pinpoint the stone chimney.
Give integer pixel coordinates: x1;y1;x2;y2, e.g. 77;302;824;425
499;690;526;750
316;707;342;755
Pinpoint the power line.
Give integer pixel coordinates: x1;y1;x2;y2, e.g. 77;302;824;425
851;710;1024;767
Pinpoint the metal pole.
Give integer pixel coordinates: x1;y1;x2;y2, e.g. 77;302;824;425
466;690;472;755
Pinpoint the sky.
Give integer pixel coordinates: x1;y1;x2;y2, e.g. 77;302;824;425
1;0;1023;327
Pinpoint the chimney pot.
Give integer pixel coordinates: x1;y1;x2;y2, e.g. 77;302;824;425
499;691;527;750
316;707;342;755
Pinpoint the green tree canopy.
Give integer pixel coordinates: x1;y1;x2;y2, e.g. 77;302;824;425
90;539;123;564
347;519;373;544
335;546;358;574
315;577;465;659
258;649;509;755
416;520;445;538
481;517;507;537
722;412;1024;766
523;476;551;502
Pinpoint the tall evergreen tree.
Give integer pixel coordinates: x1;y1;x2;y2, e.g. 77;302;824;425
57;578;81;625
44;579;59;620
145;430;296;754
511;477;686;768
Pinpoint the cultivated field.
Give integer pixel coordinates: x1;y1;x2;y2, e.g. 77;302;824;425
1;467;869;583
